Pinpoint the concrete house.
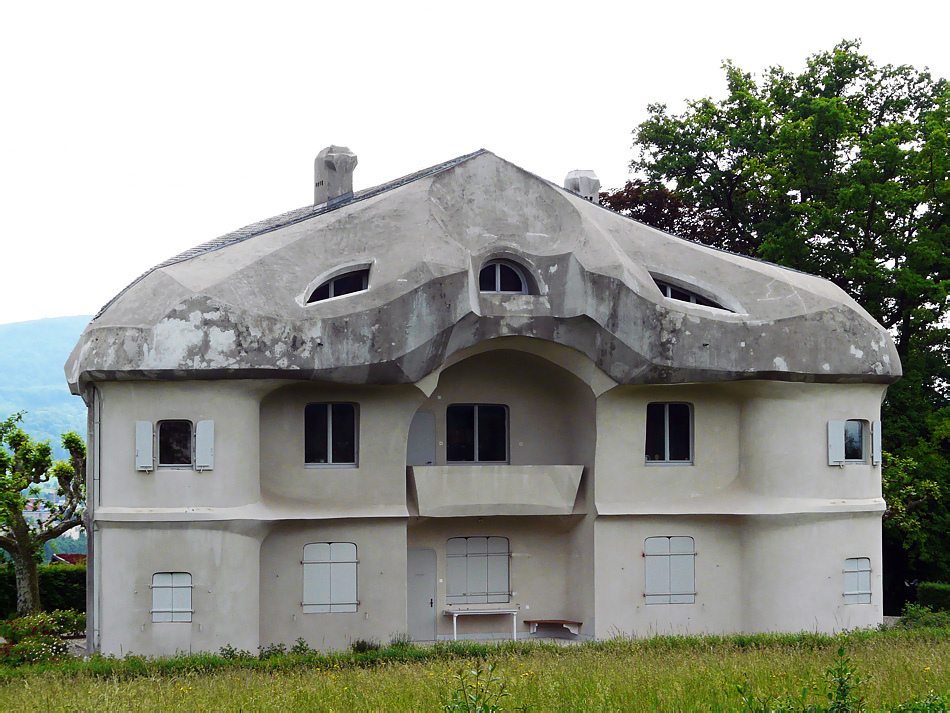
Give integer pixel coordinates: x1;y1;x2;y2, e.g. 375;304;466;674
66;147;900;655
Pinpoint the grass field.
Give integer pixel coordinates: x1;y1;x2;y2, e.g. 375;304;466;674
1;629;949;711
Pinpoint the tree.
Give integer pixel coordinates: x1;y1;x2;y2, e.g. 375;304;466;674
606;40;950;609
0;413;85;616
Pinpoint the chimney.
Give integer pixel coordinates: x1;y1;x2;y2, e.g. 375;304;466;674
314;145;358;207
564;170;601;202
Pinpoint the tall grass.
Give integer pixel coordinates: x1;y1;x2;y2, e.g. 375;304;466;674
1;628;948;711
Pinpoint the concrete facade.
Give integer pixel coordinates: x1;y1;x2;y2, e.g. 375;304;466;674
67;149;898;655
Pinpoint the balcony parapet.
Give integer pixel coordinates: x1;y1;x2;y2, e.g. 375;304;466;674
410;465;584;517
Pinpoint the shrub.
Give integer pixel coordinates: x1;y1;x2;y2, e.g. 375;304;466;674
0;635;68;665
900;602;950;629
918;582;950;613
257;642;286;660
290;637;313;656
350;637;381;654
389;631;413;648
0;565;85;618
218;644;254;660
0;612;60;644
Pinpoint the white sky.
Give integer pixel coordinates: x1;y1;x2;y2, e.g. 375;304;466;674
1;0;947;325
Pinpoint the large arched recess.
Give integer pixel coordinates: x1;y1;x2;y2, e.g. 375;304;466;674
410;337;613;469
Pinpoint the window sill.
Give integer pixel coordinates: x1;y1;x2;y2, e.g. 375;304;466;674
305;463;358;469
644;461;694;467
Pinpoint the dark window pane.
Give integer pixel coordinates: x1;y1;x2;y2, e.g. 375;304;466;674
159;421;192;465
308;283;331;303
668;404;691;461
669;287;692;302
645;403;665;461
305;404;329;463
331;270;368;297
498;264;524;292
446;405;475;461
695;295;721;308
331;403;356;464
477;405;507;462
479;265;496;291
844;420;864;460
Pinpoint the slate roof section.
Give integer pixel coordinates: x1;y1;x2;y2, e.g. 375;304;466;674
93;149;488;319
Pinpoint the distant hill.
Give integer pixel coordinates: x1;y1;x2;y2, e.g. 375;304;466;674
0;316;91;459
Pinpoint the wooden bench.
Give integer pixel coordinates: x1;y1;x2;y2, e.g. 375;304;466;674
524;619;582;636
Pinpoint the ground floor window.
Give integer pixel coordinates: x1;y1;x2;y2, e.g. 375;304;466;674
446;536;509;604
302;542;358;613
151;572;193;622
844;557;871;604
644;536;695;604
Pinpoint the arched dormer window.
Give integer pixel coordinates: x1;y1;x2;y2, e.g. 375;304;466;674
479;260;529;294
307;268;370;303
654;278;730;312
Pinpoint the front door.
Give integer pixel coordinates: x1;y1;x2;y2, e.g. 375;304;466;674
407;548;437;641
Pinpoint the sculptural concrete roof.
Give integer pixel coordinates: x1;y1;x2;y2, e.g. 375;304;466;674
65;150;901;394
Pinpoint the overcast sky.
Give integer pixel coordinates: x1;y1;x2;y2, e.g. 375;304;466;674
1;1;947;325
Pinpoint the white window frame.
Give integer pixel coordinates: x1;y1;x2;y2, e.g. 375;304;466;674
828;419;881;466
445;403;509;464
654;279;728;310
645;402;693;464
150;572;194;623
307;268;370;303
304;403;358;467
302;542;359;613
644;536;696;604
843;557;871;604
478;260;529;294
446;536;510;605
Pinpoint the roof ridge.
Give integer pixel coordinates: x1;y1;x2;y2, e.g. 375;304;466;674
93;149;487;320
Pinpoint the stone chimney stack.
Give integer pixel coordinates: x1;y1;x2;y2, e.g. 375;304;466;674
564;170;601;202
314;145;358;207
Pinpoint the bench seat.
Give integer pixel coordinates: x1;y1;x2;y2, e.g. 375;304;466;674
524;619;582;636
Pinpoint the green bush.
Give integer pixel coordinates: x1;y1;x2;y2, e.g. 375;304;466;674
0;610;85;644
899;602;950;628
0;565;85;618
0;634;68;665
918;582;950;613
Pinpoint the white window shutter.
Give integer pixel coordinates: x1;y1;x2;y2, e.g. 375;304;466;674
827;421;845;466
195;420;215;471
871;420;883;466
135;421;154;471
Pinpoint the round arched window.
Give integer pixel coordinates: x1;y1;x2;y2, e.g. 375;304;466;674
478;260;529;294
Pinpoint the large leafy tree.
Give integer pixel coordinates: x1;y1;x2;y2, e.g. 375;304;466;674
606;40;950;609
0;413;85;616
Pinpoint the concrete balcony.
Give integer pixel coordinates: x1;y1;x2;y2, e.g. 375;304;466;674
409;465;584;517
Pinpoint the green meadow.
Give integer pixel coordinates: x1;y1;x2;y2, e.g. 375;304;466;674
2;627;950;711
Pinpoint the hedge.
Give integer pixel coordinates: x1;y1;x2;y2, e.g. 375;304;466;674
0;565;86;619
918;582;950;613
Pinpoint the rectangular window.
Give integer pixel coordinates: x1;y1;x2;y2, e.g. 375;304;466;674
151;572;193;622
644;536;695;604
645;403;692;463
446;536;510;604
158;421;193;467
302;542;358;613
844;557;871;604
305;403;357;465
828;419;877;465
844;420;865;462
446;404;508;463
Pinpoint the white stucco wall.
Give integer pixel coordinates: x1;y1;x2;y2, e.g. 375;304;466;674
259;519;407;651
96;523;263;656
96;381;264;508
